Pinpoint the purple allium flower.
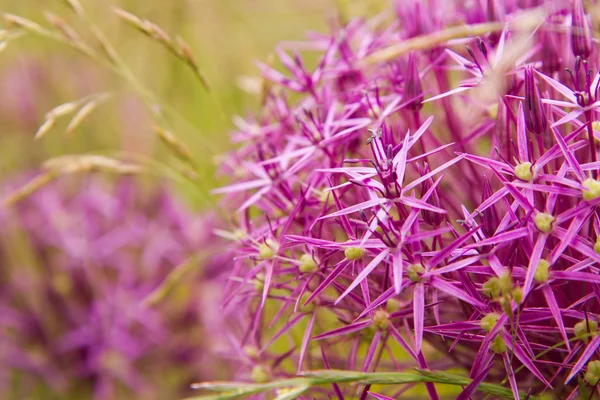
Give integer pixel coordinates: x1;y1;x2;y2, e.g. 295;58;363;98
0;175;230;399
206;0;600;398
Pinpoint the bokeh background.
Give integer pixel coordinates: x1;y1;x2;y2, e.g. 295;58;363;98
0;0;386;207
0;1;387;399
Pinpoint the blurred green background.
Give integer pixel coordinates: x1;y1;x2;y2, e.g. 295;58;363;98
0;0;385;207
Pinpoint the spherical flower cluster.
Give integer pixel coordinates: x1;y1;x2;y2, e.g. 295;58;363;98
0;175;229;399
212;0;600;398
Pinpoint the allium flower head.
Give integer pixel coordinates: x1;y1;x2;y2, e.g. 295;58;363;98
0;175;229;399
204;0;600;399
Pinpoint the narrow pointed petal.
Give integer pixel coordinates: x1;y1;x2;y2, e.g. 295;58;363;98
516;102;529;161
552;109;585;128
500;331;553;388
534;69;578;103
305;260;349;305
394;130;411;186
335;249;391;304
312;320;372;340
565;335;600;384
362;330;382;372
463;227;528;249
523;233;548;296
368;392;395;400
297;313;316;372
408;116;434;149
413;283;425;354
212;178;270;194
389;324;418;360
551;125;585;181
502;353;520;400
403;154;466;193
542;285;571;351
429;276;485;309
424;86;471;103
457;362;494;400
318;198;389;220
392;249;404;294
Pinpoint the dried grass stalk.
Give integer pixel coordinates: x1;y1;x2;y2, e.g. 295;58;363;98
112;7;210;90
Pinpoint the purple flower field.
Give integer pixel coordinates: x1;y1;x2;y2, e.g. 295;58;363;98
3;0;600;399
1;176;230;399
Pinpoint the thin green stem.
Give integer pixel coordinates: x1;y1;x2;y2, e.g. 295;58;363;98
189;369;532;400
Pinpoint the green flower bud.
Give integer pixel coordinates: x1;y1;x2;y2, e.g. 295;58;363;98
594;238;600;255
582;178;600;201
499;296;513;316
259;239;279;259
534;259;550;283
482;277;502;298
585;360;600;386
373;310;390;331
386;298;402;313
490;335;507;353
534;212;554;233
299;253;318;273
514;162;536;181
345;247;364;260
575;320;598;343
251;365;270;383
243;345;260;360
480;313;500;333
499;272;514;293
407;263;425;282
512;287;524;304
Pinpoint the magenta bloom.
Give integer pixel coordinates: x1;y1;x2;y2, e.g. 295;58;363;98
207;0;600;398
0;175;230;399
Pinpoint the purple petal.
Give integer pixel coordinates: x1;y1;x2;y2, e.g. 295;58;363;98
565;335;600;384
368;392;395;400
392;249;404;295
500;331;552;388
523;233;548;296
413;283;425;354
394;129;411;186
335;249;390;304
318;198;389;220
457;361;494;400
312;320;372;340
297;312;316;372
516;102;529;162
542;285;570;351
551;125;585;181
403;154;466;193
534;69;577;103
429;276;485;309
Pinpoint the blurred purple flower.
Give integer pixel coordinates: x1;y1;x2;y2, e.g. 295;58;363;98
0;175;230;399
